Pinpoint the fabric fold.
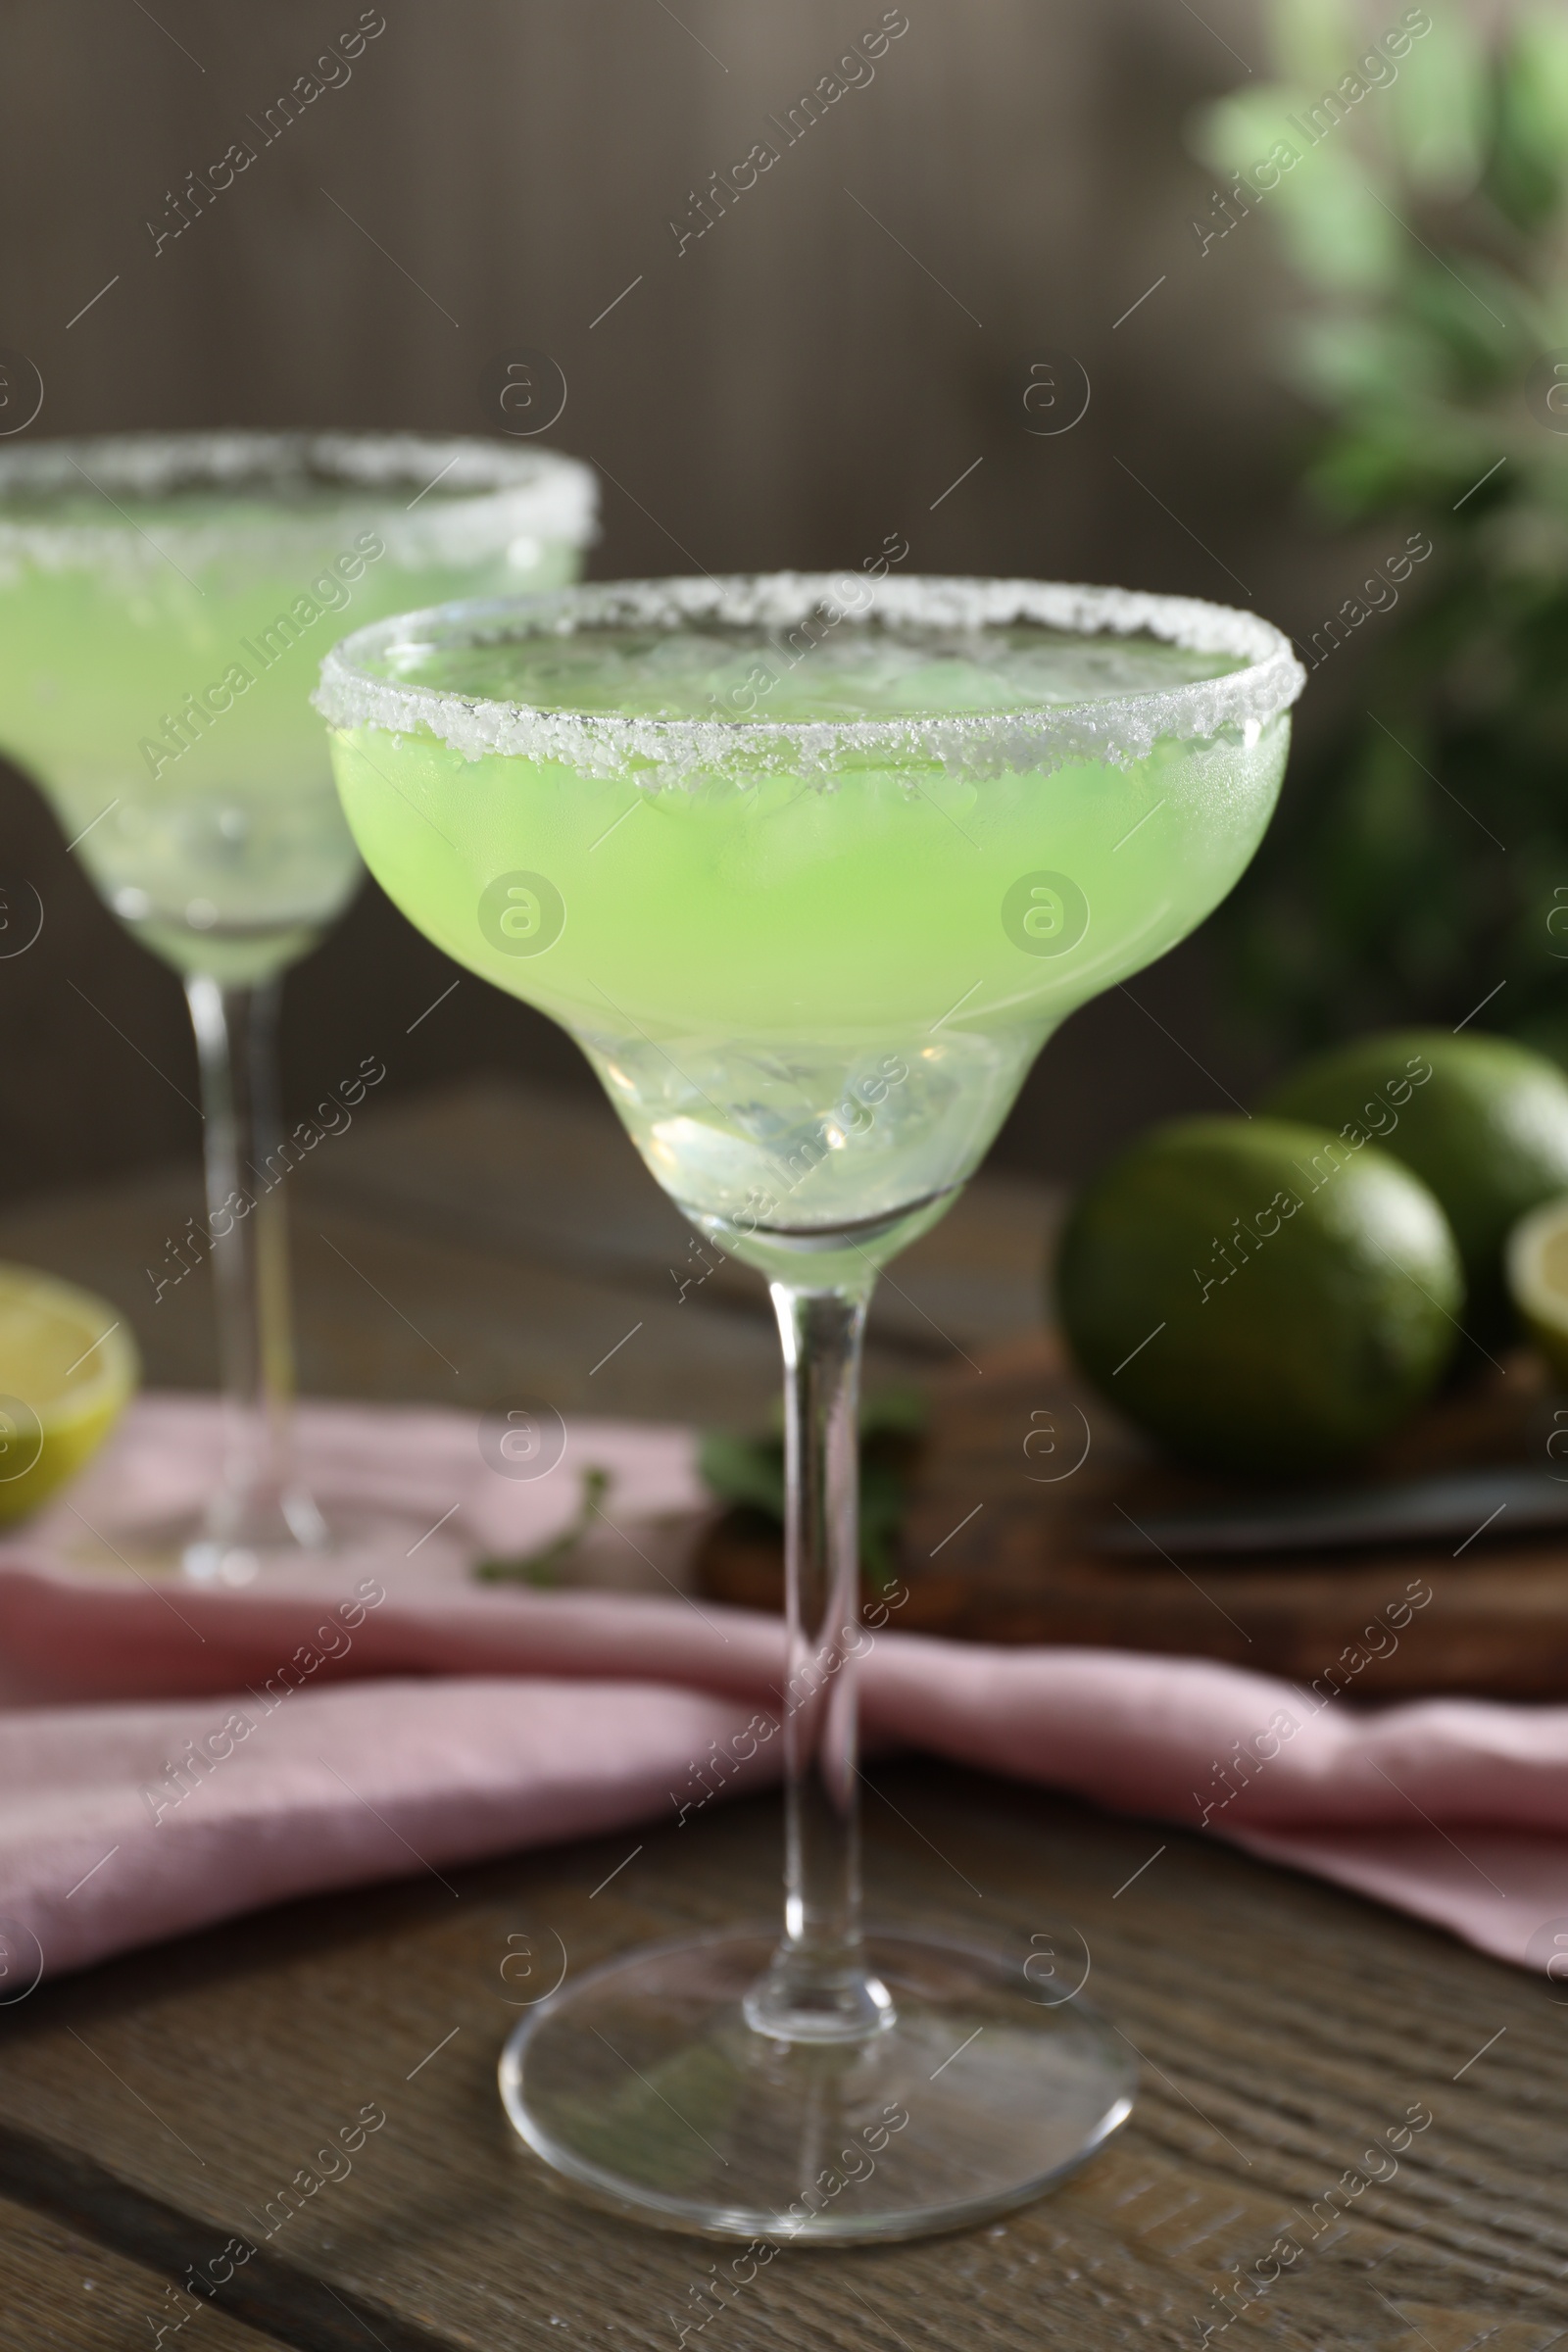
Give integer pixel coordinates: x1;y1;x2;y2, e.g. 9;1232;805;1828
1;1395;1563;1987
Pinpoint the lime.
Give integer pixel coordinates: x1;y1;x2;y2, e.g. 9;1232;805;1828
1054;1116;1462;1476
0;1264;139;1523
1263;1030;1568;1346
1506;1197;1568;1385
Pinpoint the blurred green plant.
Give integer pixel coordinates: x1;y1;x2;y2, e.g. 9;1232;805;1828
699;1387;927;1592
473;1464;612;1585
1187;1;1568;1057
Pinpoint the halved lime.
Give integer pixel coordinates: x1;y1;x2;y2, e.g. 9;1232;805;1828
1506;1197;1568;1385
0;1265;139;1523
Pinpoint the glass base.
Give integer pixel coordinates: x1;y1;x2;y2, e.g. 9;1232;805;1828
499;1930;1135;2243
180;1484;329;1585
60;1494;465;1588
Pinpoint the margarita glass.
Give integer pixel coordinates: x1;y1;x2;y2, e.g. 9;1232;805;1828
0;431;595;1581
317;573;1304;2239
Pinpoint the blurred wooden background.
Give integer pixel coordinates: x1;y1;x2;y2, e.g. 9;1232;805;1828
0;0;1369;1205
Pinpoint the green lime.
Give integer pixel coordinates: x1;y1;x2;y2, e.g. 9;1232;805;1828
1263;1029;1568;1346
1054;1116;1461;1477
0;1263;139;1522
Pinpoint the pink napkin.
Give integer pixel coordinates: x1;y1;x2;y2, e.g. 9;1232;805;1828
2;1396;1564;1992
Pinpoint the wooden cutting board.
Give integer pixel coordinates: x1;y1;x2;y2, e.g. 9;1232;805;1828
694;1333;1568;1696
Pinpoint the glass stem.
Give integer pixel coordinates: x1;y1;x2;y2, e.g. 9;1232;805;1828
744;1275;894;2043
184;975;323;1553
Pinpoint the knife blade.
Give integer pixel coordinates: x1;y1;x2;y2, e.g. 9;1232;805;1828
1094;1465;1568;1559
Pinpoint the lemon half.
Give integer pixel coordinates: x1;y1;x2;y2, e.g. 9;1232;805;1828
1507;1197;1568;1385
0;1265;139;1523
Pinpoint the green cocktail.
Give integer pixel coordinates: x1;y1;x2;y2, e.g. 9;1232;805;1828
318;573;1303;2239
323;576;1293;1277
0;434;594;982
0;433;596;1578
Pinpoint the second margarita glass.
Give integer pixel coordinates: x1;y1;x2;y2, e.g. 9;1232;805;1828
0;431;596;1581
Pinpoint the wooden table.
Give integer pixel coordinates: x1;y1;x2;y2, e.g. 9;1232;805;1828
0;1075;1054;1423
0;1078;1563;2349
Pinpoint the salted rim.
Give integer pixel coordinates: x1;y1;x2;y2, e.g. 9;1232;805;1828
0;430;598;575
314;572;1304;783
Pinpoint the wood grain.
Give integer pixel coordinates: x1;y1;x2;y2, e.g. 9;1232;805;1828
0;2189;292;2349
0;1767;1562;2349
0;1075;1560;2345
